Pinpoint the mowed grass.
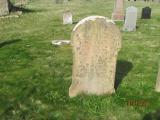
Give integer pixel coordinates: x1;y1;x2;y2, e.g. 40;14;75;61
0;0;160;119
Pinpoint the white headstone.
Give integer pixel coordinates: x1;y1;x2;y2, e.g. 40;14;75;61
69;16;121;97
123;6;138;31
63;11;72;25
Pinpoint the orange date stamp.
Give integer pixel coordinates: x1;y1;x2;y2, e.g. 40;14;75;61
127;99;150;106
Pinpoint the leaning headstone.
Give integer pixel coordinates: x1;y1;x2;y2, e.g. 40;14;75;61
63;10;72;25
123;6;138;31
0;0;9;16
141;7;151;19
69;16;121;97
112;0;124;21
155;65;160;92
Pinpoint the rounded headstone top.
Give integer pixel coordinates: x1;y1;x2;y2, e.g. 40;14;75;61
126;6;138;12
73;16;115;32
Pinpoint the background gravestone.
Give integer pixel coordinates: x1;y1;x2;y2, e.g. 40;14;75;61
112;0;124;21
0;0;9;16
155;65;160;92
63;0;68;3
141;7;152;19
154;0;160;3
54;0;67;4
69;16;121;97
15;0;28;6
123;6;138;31
63;10;72;24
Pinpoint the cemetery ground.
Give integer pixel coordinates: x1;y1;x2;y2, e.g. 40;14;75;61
0;0;160;119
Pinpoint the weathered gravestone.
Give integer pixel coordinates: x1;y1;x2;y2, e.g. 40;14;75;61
123;6;138;31
69;16;121;97
141;7;151;19
154;0;160;3
63;0;68;3
0;0;9;16
112;0;124;21
155;65;160;92
63;10;72;24
15;0;28;6
55;0;67;4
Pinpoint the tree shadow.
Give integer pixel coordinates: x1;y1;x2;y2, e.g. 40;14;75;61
11;6;46;13
0;39;22;48
114;60;133;90
143;109;160;120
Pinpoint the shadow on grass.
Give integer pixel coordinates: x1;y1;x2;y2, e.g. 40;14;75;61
0;39;22;48
115;60;133;90
143;109;160;120
73;21;79;24
11;6;46;13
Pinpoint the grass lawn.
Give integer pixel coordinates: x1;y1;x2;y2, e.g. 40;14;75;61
0;0;160;119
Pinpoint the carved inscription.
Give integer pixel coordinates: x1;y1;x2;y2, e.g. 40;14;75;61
69;16;121;97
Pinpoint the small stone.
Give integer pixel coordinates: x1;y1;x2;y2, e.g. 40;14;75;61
52;40;71;46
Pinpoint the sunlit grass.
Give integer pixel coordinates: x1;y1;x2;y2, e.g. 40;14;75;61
0;0;160;119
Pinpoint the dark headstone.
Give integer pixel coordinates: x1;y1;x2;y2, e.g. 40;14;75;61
141;7;151;19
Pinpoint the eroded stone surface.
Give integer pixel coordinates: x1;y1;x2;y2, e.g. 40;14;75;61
0;0;9;16
112;0;124;21
63;11;72;25
69;16;121;97
15;0;28;6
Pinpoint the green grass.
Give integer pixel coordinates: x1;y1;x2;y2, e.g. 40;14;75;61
0;0;160;119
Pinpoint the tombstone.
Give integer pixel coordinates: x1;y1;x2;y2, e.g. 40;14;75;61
63;11;72;25
55;0;63;4
69;16;121;97
55;0;67;4
0;0;9;16
112;0;124;21
155;66;160;92
123;6;138;31
63;0;68;3
154;0;160;3
141;7;151;19
15;0;28;6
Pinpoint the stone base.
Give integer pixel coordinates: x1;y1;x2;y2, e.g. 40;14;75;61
123;26;136;32
0;11;22;19
112;12;124;21
69;84;115;98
